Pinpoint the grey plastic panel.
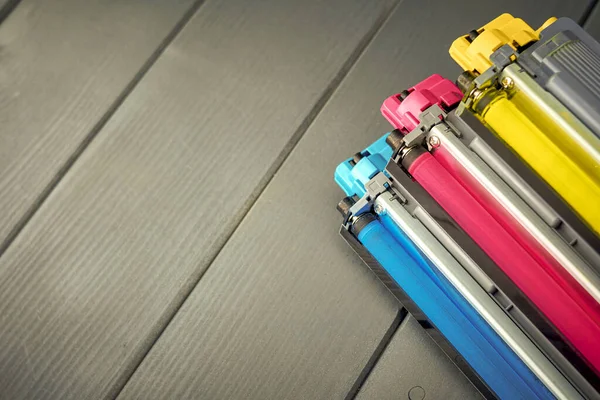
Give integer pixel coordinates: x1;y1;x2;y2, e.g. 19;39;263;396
0;0;396;399
0;0;197;250
448;112;561;227
356;315;484;400
519;17;600;136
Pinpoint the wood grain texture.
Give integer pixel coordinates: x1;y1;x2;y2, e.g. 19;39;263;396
0;0;196;249
0;0;395;399
356;316;484;400
117;0;591;399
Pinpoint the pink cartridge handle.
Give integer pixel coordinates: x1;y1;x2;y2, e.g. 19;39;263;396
381;74;462;133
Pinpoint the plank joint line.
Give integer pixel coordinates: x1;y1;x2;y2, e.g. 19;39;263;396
580;0;599;26
0;0;21;26
111;0;404;396
0;0;208;260
345;308;408;400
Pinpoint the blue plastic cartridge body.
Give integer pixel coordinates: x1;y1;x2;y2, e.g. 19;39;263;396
335;136;555;399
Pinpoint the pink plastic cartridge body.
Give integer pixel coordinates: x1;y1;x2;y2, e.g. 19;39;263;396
381;75;600;374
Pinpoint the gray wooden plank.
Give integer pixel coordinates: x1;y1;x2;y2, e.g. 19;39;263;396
584;2;600;39
116;0;591;399
0;0;16;23
0;1;395;399
0;0;196;250
356;316;484;400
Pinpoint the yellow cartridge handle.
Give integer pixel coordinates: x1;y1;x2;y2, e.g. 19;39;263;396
450;14;557;74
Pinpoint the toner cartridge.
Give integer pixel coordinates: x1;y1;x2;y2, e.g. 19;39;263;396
449;14;600;236
335;139;586;399
379;75;600;376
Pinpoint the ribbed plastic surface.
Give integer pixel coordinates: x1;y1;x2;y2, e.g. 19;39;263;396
520;17;600;136
546;39;600;97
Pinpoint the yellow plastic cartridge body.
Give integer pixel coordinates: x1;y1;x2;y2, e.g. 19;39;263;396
466;71;600;235
450;13;599;235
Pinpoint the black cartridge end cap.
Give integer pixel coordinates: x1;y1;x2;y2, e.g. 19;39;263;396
398;90;410;100
352;152;364;164
337;196;355;216
400;146;427;170
473;89;495;114
351;213;377;236
467;30;479;42
385;129;404;152
456;70;477;94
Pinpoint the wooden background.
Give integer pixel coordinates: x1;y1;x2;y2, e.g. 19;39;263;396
0;1;596;398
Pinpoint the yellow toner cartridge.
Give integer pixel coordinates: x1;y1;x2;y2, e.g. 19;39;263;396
449;14;600;236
